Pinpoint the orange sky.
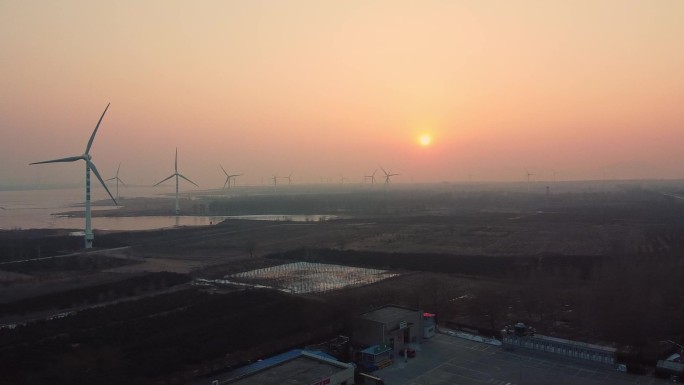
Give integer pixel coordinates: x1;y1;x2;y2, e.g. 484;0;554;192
1;0;683;189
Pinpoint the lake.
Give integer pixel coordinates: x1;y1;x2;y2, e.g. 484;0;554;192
0;187;336;230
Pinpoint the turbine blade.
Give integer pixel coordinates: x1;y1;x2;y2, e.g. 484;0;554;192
88;160;117;205
153;174;175;186
223;178;229;189
30;155;83;165
175;148;178;173
178;174;199;187
220;164;228;176
106;177;116;181
116;162;121;177
85;103;110;154
118;177;126;186
380;166;389;176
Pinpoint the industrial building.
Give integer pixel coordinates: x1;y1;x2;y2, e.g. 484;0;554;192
502;327;616;366
199;350;355;385
352;305;423;364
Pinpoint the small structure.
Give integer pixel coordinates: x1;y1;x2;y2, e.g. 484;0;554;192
423;312;436;339
656;354;684;380
352;305;423;360
356;344;393;372
201;350;355;385
502;324;616;365
656;360;684;379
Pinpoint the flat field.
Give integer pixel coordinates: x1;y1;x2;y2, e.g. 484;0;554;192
2;181;684;383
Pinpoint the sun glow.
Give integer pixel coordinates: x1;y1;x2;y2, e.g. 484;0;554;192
419;134;432;146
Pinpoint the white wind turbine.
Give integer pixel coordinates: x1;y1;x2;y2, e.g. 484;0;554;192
30;103;117;249
364;169;378;185
106;162;126;199
154;148;198;215
380;166;399;186
526;170;535;192
220;165;241;189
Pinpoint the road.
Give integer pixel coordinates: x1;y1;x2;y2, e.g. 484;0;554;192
376;333;671;385
0;246;131;265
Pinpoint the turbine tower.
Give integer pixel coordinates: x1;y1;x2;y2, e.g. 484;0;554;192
526;170;535;192
154;148;198;215
106;163;126;199
30;103;117;249
271;175;278;192
220;165;241;189
380;166;399;186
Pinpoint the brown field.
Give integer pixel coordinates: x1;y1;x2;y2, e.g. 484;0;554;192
2;183;684;383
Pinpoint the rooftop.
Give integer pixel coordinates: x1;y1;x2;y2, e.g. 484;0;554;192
360;305;420;324
225;351;351;385
530;334;617;353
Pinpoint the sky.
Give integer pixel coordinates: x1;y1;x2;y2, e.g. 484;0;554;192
1;0;683;190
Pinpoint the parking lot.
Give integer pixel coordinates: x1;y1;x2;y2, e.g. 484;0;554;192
375;333;671;385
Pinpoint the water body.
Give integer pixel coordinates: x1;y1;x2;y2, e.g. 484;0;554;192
0;187;336;230
0;186;161;230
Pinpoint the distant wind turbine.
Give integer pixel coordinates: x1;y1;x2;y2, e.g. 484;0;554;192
30;103;117;249
154;148;198;215
380;166;399;186
285;172;293;185
364;169;378;185
526;170;535;191
271;175;279;192
106;163;126;199
220;165;241;189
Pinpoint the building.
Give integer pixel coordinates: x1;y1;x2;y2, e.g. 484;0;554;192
352;305;423;359
423;312;436;339
502;331;616;366
656;354;684;380
199;350;355;385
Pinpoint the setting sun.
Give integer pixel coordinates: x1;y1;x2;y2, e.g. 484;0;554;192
419;134;432;147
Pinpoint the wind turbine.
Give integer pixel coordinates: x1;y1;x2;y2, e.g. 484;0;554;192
271;175;278;192
106;163;126;199
154;148;198;215
220;165;241;189
30;103;117;249
380;166;399;186
364;169;377;185
285;172;293;185
526;170;535;192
